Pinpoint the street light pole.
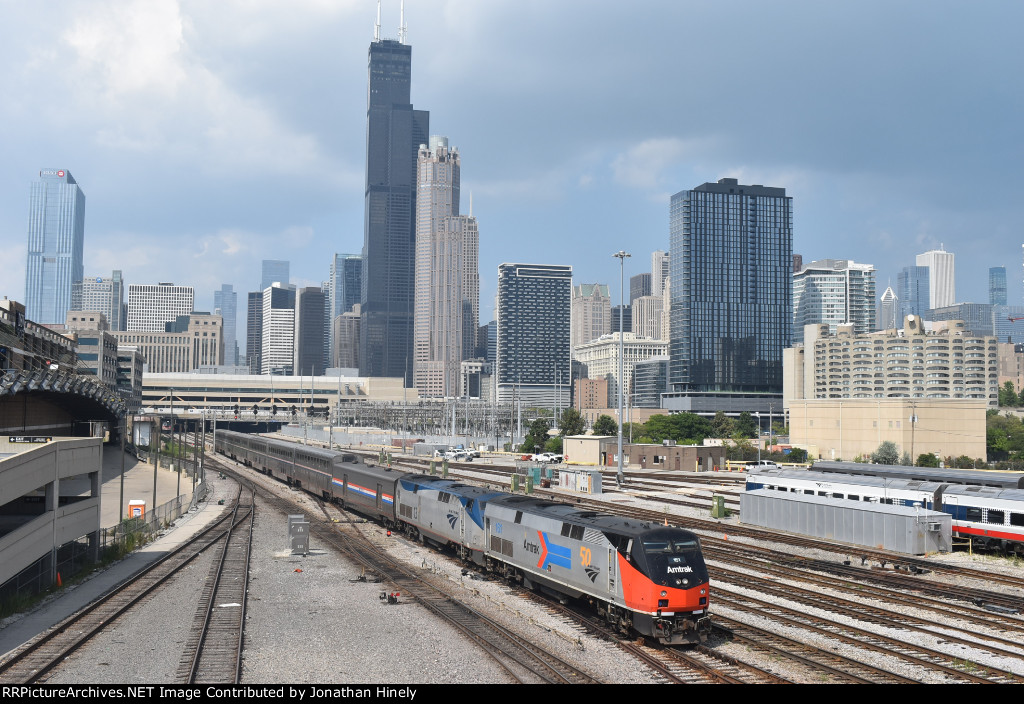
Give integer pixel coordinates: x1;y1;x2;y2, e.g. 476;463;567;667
613;250;631;487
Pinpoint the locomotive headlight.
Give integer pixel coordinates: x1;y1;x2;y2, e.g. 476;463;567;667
700;589;706;595
660;590;668;597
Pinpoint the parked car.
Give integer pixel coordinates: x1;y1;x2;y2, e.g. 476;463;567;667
533;453;554;463
745;459;779;471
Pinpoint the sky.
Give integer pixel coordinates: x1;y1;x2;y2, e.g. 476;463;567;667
2;0;1023;334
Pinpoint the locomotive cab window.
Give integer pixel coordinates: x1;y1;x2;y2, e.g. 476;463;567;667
986;510;1004;524
965;507;983;522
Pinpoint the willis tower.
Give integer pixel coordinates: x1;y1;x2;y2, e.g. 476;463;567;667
359;3;429;383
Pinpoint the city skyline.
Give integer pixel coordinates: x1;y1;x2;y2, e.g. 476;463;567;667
3;2;1023;330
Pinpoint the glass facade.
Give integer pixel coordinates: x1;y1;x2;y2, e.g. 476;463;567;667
261;260;289;290
360;38;429;383
25;169;85;325
792;259;876;343
989;266;1008;306
897;266;930;321
668;178;792;396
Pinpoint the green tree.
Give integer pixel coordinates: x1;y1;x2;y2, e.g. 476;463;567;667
520;418;551;453
558;408;586;437
1000;381;1019;407
787;448;808;463
592;414;619;436
710;411;735;439
543;436;564;453
916;453;940;467
871;441;900;465
734;411;758;439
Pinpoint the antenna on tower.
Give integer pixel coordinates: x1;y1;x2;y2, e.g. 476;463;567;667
399;0;407;44
469;192;474;217
374;0;381;41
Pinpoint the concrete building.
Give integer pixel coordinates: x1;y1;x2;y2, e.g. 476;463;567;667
126;283;194;332
360;32;429;384
792;258;876;344
245;292;262;375
571;284;611;350
113;313;223;374
665;178;792;414
413;136;479;398
632;294;665;341
651;250;670;297
788;398;986;461
333;304;361;370
328;254;362;356
63;311;118;389
574;377;609;412
783;316;1000;410
573;333;668;407
261;284;295;376
72;271;124;331
25;169;86;326
496;263;572;407
116;347;145;413
916;247;955;310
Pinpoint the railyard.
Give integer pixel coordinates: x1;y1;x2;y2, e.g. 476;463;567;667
1;434;1023;685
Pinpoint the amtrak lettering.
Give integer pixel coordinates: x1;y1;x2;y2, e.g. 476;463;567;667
668;566;693;573
523;538;541;554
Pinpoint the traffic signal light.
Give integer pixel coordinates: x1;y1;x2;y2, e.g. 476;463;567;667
272;404;277;416
252;404;259;415
291;405;297;417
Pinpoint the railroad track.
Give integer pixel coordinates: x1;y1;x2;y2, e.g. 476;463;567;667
211;455;600;685
0;488;242;685
178;487;256;684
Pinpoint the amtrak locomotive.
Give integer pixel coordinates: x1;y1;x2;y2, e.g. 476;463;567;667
216;430;712;644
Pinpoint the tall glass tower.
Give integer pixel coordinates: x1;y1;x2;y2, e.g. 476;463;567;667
25;169;85;325
360;30;429;383
667;178;792;411
989;266;1007;306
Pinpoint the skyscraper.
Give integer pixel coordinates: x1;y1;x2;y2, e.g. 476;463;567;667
570;283;611;350
261;283;296;375
897;265;930;321
246;292;263;374
629;273;652;303
329;254;362;319
360;20;429;383
877;285;898;331
25;168;86;325
294;286;326;376
127;283;194;332
412;136;478;397
916;247;955;310
496;264;572;407
214;283;238;366
651;250;670;297
261;260;290;290
990;266;1008;306
666;178;792;412
791;259;876;343
72;270;124;331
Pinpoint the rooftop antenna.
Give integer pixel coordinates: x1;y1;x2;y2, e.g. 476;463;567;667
374;0;381;41
469;191;473;217
399;0;407;44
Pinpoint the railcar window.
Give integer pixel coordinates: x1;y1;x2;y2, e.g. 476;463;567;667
1011;513;1024;527
439;492;451;504
965;507;983;522
514;511;523;524
833;493;844;499
804;490;814;495
817;491;827;497
987;510;1004;524
848;495;859;501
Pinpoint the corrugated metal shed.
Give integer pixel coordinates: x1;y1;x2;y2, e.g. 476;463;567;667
741;489;951;555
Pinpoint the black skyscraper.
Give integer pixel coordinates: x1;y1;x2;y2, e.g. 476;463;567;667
359;37;429;383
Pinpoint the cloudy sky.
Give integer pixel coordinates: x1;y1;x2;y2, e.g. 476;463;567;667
3;1;1023;332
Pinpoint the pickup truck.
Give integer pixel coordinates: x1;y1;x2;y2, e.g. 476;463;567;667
745;460;778;472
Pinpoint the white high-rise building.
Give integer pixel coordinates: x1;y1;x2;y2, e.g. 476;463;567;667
877;285;899;331
791;259;876;344
631;294;665;341
413;136;479;398
261;283;296;375
73;270;124;331
916;247;955;310
571;284;611;350
127;283;194;332
651;250;670;296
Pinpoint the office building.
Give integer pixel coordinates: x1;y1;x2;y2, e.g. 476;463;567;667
995;306;1024;344
413;136;478;398
214;284;238;366
126;283;194;332
329;254;362;354
496;263;572;407
25;169;86;325
113;313;223;373
665;178;792;413
791;258;876;344
651;250;670;297
261;260;290;290
360;27;429;384
571;284;611;350
71;271;124;331
294;286;326;376
64;311;118;389
333;304;361;370
631;294;665;341
990;266;1008;306
246;291;263;375
261;284;296;375
877;285;898;331
629;273;651;304
916;247;955;310
929;303;995;336
632;355;670;409
611;304;632;335
573;333;668;407
897;265;930;321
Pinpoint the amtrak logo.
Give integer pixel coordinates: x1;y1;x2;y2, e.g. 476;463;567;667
446;513;459;529
668;566;693;574
584;566;601;583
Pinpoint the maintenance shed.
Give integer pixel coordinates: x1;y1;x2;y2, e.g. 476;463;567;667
740;489;951;555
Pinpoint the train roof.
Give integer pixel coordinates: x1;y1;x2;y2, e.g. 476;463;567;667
750;467;893;489
810;462;1024;489
940;485;1024;501
487;495;698;538
399;475;505;501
